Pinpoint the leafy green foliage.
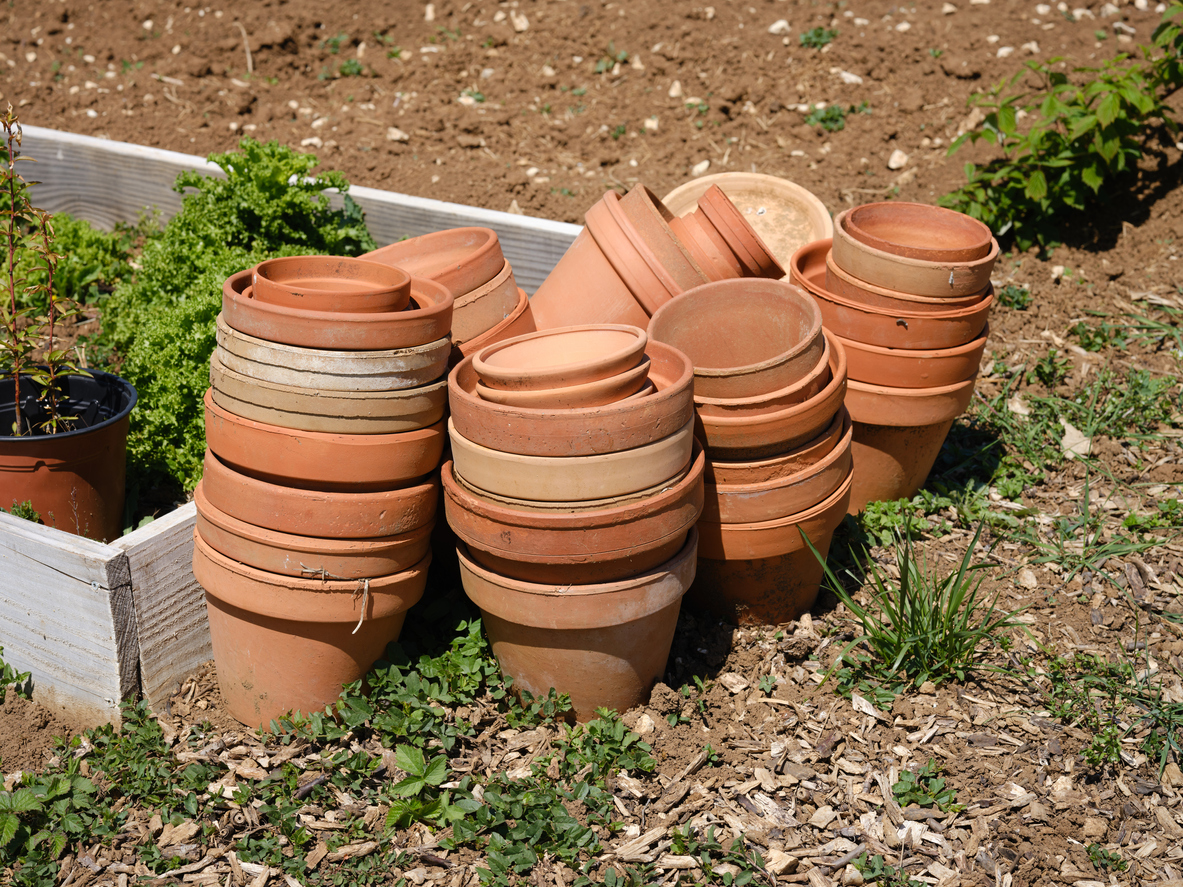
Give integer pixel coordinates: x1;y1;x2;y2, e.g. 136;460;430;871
1028;349;1071;387
853;852;922;887
804;104;847;132
1;499;40;523
0;645;31;703
1087;843;1127;872
799;27;838;48
1070;319;1130;351
997;283;1032;310
595;42;629;73
338;58;364;76
663;825;768;886
892;759;962;811
8;214;135;312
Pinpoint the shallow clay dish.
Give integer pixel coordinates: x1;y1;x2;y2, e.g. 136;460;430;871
824;248;983;313
691;335;831;419
252;256;412;314
451;260;521;344
475;358;649;409
454;287;537;361
705;406;847;485
844;202;993;264
844;376;977;428
474;324;647;391
361;227;505;298
835;325;989;389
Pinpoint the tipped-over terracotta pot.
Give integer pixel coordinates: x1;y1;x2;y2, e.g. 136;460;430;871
454;287;537;362
844;202;993;264
665;185;784;281
832;209;999;298
441;441;704;584
362;226;505;298
835;325;988;389
474;359;649;409
194;531;429;729
457;527;698;720
705;407;846;485
647;277;823;399
824;249;983;314
688;470;852;625
449;340;694;457
474;325;647;391
252;256;412;314
451;260;521;345
200;450;437;538
222;269;454;351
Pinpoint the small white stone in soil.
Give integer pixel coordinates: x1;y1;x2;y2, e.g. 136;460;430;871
525;166;539;177
1022;40;1041;52
997;45;1015;57
691;159;711;176
887;149;909;170
1135;0;1149;9
842;865;865;886
1100;2;1119;15
510;11;529;32
228;121;239;131
668;79;683;98
1114;21;1137;33
386;126;410;142
86;109;98;118
942;2;957;12
83;53;95;63
310;116;329;129
634;713;655;735
457;94;477;107
768;18;791;34
718;672;749;694
172;44;181;54
424;3;435;22
1016;567;1039;590
142;19;154;30
896;20;912;30
644;115;659;132
541;64;556;77
507;199;523;215
839;69;863;84
24;51;36;63
480;67;494;79
1073;6;1094;17
493;10;506;23
300;136;322;148
987;33;1000;42
1035;3;1051;14
854;17;870;24
970;0;989;5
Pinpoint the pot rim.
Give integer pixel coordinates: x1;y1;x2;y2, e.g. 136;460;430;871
698;466;853;533
215;313;452;364
693;334;830;409
847;376;978;398
474;358;650;408
454;287;533;358
253;255;411;295
362;226;503;296
824;246;984;307
0;369;138;441
704;406;846;481
844;202;993;263
472;323;648;390
707;410;852;496
697;184;784;277
832;324;990;360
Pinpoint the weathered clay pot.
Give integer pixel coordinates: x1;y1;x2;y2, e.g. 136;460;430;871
474;359;650;409
194;531;428;728
844;202;993;263
448;418;693;502
647;277;823;399
456;527;698;720
664;184;783;281
203;390;444;493
835;326;988;389
454;287;538;362
824;248;983;314
200;450;438;538
691;334;847;459
705;407;846;485
252;256;412;314
832;209;999;298
195;482;434;578
692;337;830;418
210;354;447;434
689;470;852;625
662;172;833;272
362;226;505;298
451;260;521;344
449;340;694;457
222;269;453;351
441;442;704;584
701;411;852;523
790;240;993;350
845;376;976;428
473;325;647;391
215;315;451;392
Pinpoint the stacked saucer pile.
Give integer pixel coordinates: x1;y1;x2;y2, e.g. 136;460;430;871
364;226;535;361
647;279;852;626
790;202;995;513
443;325;702;719
192;257;454;728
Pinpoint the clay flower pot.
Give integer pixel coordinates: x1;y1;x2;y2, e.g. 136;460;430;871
824;249;983;314
441;442;704;584
215;315;451;392
456;527;698;721
252;256;412;314
448;418;693;502
454;287;538;362
693;337;830;418
362;227;505;298
200;450;438;538
664;184;783;281
474;359;650;409
194;531;429;728
203;390;444;493
195;482;434;578
0;370;137;543
835;326;989;389
790;240;993;350
844;202;993;263
222;269;454;351
647;278;823;399
688;470;852;625
705;407;846;485
474;325;647;391
452;260;521;344
662;172;833;273
832;209;999;298
448;340;694;457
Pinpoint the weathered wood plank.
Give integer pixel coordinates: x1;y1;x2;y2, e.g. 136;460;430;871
114;503;209;708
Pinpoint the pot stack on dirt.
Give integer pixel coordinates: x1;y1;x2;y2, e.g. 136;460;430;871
443;325;702;720
192;259;455;729
647;279;852;626
364;226;536;362
791;203;996;515
528;184;785;331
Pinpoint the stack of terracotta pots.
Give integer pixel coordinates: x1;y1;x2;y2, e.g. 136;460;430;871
646;279;852;626
529;184;785;331
192;257;455;728
364;226;536;361
443;325;702;720
790;203;996;513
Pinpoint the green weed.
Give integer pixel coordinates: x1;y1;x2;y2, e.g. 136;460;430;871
1087;843;1127;872
0;646;31;704
892;759;963;811
462;88;486;103
338;58;364;77
1070;319;1130;351
1;500;40;523
800;27;838;48
321;33;349;54
997;283;1032;310
595;42;629;73
610;124;627;140
805;104;847;132
853;852;922;887
1028;349;1071;387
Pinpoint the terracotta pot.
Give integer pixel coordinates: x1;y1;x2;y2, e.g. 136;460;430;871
683;184;784;279
456;527;697;720
790;240;993;350
252;256;412;314
647;278;823;399
688;470;851;625
361;227;505;298
0;370;136;543
210;354;447;434
473;325;647;391
835;326;988;389
692;336;830;418
844;376;976;428
203;390;444;493
195;482;434;578
222;269;454;351
824;248;983;314
705;406;846;485
442;442;704;584
194;531;428;728
661;172;833;273
475;359;650;409
845;202;993;263
452;260;520;345
692;334;847;459
449;418;693;502
701;411;851;523
215;315;451;392
200;449;438;538
449;340;694;457
847;419;955;513
832;209;999;298
453;287;538;362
